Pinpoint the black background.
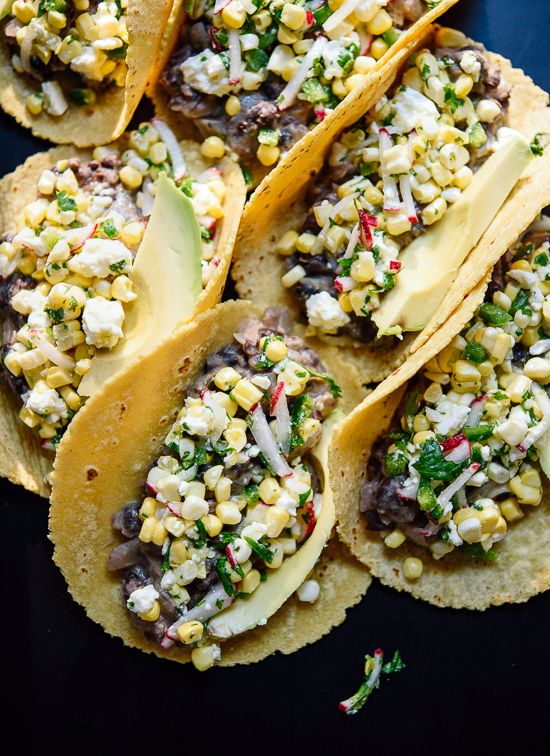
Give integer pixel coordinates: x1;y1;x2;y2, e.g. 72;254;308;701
2;2;550;753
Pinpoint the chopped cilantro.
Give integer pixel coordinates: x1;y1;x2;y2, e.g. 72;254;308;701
99;218;118;239
509;289;532;318
245;536;274;564
56;191;76;213
245;48;268;72
460;542;499;562
413;437;468;482
339;649;405;716
462;341;488;364
37;0;67;15
44;306;64;324
109;260;127;274
529;132;547;157
69;88;97;106
443;84;464;113
385;449;408;476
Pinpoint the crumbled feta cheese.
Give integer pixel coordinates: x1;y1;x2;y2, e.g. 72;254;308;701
181;50;234;97
68;237;132;278
494;407;529;447
426;397;470;437
392;86;438;133
460;50;481;78
275;490;298;516
446;520;463;547
10;288;46;316
297;579;320;603
24;380;67;422
82;296;125;349
306;291;350;333
127;584;159;614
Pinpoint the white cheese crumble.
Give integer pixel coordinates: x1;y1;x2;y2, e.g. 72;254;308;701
82;296;125;349
181;50;234;98
306;291;350;333
127;584;159;614
67;237;132;279
297;579;320;603
24;380;67;422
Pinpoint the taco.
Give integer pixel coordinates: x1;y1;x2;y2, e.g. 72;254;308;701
0;119;246;497
331;216;550;610
151;0;457;180
233;26;550;385
49;300;371;669
0;0;172;145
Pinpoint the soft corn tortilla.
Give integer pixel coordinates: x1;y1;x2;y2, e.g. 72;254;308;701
331;269;550;610
150;1;458;184
0;139;246;498
0;1;172;146
233;26;550;389
49;300;371;665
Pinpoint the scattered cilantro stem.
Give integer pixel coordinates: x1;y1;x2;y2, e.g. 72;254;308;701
339;650;405;715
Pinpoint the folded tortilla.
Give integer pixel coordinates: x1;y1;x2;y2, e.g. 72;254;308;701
233;26;550;389
0;138;246;498
49;300;371;665
150;1;458;184
0;1;172;146
331;225;550;609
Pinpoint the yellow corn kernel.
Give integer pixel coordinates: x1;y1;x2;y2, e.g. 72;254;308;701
493;516;507;538
45;366;73;389
202;514;223;538
384;529;406;549
139;516;158;543
257;144;280;166
499;497;524;522
152;520;168;546
332;78;348;98
370;38;388;60
19;406;40;428
266;540;284;569
508;476;542;506
215;476;232;502
281;2;306;29
59;386;82;412
26;93;44;115
413;415;430;432
231;378;263;411
169;539;189;565
224;423;247;451
38;424;57;440
224;95;241;117
139;497;156;519
119;165;143;189
353;55;376;74
191;644;219;671
477;506;500;534
265;505;290;538
177;620;204;645
302;417;320;443
422;197;448;225
351;251;375;282
524;357;550;383
17;349;48;371
138;600;160;622
216;501;242;525
201;136;226;159
277;24;298;44
453;359;481;384
522;468;541;488
241;568;261;594
453;507;480;526
253;8;271;31
338;292;353;313
435;27;467;48
367;9;392;35
259;477;281;504
455;74;474;99
276;229;299;256
403;556;423;580
412;431;436;445
214;366;241;391
265;339;288;362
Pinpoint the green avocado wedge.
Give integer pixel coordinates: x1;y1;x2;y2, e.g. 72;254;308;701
372;130;532;337
207;411;342;639
78;172;202;397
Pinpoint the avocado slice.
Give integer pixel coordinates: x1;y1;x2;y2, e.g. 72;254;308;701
372;131;532;336
0;1;14;21
207;412;341;639
78;173;202;397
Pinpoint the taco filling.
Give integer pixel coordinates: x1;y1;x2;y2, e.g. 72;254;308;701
276;38;513;341
1;0;130;117
160;0;437;172
108;309;339;669
0;120;227;448
361;220;550;576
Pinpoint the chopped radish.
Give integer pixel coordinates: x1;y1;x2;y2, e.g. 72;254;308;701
442;436;471;464
278;36;328;111
225;544;237;568
249;403;293;477
151;118;186;181
271;383;291;454
436;463;480;510
209;27;223;51
334;275;354;292
228;28;241;85
467;393;488;427
379;128;401;211
399;175;418;223
163;584;234;647
389;260;401;271
29;331;75;370
358;210;377;250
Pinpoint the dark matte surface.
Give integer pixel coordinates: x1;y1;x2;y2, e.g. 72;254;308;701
2;1;550;752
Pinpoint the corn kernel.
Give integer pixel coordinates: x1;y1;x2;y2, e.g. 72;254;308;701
231;378;263;411
499;498;524;522
259;477;281;504
508;476;541;506
384;529;406;548
477;506;500;534
45;366;73;389
59;386;82;411
522;468;541;488
422;197;448;225
216;501;242;525
403;556;423;580
169;539;189;564
215;477;232;502
524;357;550;383
119;165;143;189
202;514;223;537
225;95;241;116
276;230;299;256
26;93;44;115
119;221;144;246
138;600;160;622
139;516;157;543
177;620;204;644
201;136;226;160
191;644;220;671
181;495;209;520
241;568;261;594
265;505;290;538
367;9;392;35
353;55;376;74
265;339;288;362
152;520;168;546
214;366;241;391
257;144;280;166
